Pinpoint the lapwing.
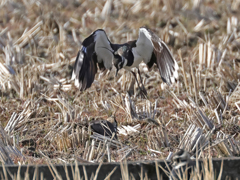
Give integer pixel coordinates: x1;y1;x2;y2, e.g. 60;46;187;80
72;28;178;93
169;149;200;180
90;116;118;140
71;29;125;91
113;27;179;96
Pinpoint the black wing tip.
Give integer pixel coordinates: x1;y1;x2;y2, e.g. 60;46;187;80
160;62;179;85
82;29;107;46
92;29;108;36
74;79;93;91
95;28;105;31
72;28;103;91
71;51;97;91
157;43;179;85
91;29;106;35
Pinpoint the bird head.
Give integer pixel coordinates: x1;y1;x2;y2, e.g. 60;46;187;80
113;54;124;77
98;46;125;76
113;46;128;76
172;149;191;166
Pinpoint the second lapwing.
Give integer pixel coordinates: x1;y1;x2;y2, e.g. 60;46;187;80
90;117;118;140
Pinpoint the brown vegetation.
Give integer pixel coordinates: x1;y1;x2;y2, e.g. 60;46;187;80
0;1;240;177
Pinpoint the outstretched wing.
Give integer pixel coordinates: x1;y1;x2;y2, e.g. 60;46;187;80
136;27;179;85
71;29;115;91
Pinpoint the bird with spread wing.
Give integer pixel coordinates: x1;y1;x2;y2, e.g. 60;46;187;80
71;27;178;94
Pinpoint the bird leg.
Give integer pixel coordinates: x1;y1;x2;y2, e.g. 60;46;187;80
137;68;147;95
131;70;147;98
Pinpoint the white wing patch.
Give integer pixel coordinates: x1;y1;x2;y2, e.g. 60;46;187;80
135;28;154;63
94;31;113;70
137;27;178;84
71;51;84;88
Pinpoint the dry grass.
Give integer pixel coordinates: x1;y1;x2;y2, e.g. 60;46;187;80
0;0;240;179
0;157;224;180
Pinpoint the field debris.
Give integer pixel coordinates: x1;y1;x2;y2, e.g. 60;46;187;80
0;0;240;171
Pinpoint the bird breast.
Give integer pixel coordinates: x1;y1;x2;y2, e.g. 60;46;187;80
123;48;143;70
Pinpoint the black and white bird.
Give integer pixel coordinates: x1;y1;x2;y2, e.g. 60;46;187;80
71;29;123;91
72;27;178;92
169;149;201;180
90;117;118;140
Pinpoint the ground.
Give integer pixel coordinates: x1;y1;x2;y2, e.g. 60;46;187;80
0;0;240;170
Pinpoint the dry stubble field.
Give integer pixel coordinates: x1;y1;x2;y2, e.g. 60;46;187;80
0;0;240;177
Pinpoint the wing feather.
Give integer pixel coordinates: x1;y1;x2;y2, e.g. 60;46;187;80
139;27;178;85
153;40;178;84
72;43;98;91
71;29;114;91
90;120;117;139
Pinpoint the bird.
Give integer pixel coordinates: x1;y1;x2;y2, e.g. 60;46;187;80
71;28;178;93
169;149;200;180
90;116;118;140
113;27;179;96
71;29;124;91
